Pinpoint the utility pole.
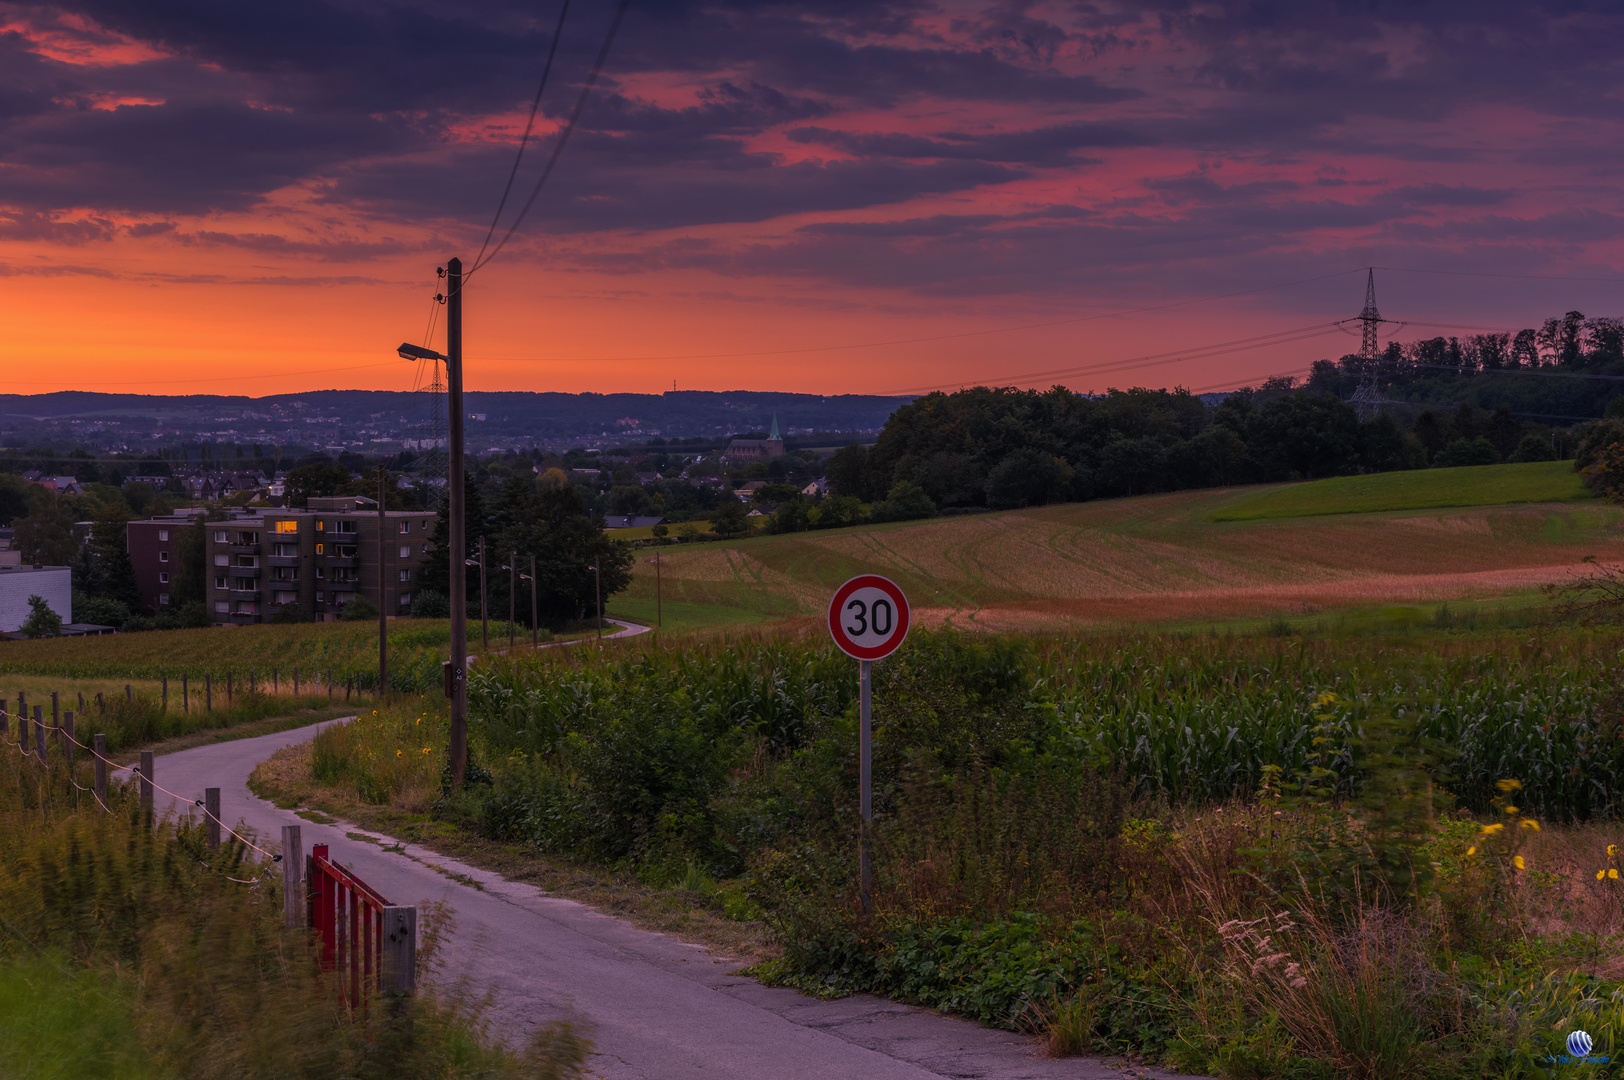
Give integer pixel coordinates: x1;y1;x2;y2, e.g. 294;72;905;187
377;467;388;698
594;556;602;640
508;549;516;649
1348;268;1394;422
655;551;661;628
479;536;488;651
446;257;467;790
529;554;538;647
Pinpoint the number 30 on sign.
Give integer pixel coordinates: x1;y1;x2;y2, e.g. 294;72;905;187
828;574;910;660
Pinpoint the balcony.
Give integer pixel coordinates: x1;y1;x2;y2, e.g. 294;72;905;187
230;588;260;600
326;556;359;569
228;611;258;624
229;543;259;555
267;555;300;568
231;565;261;578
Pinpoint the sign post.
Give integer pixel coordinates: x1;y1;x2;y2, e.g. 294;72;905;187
827;574;910;913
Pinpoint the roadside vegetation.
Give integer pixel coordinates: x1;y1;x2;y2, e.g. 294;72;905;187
270;622;1624;1077
0;722;589;1079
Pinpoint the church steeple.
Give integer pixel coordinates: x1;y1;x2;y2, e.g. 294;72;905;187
768;414;781;441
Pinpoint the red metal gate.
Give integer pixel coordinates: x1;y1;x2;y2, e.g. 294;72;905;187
308;843;391;1011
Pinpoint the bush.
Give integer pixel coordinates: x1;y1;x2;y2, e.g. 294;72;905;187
1508;433;1557;463
339;594;379;621
410;590;451;618
1433;436;1501;467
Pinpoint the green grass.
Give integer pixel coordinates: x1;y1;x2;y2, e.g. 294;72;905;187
1212;460;1589;521
607;598;778;633
0;957;149;1080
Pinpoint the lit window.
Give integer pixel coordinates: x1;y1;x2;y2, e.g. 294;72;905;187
316;520;324;531
158;529;169;541
275;520;298;533
315;543;323;554
158;551;169;562
399;545;410;559
158;572;169;584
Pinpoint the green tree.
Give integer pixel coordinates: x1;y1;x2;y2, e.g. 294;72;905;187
339;594;378;622
13;486;75;565
417;473;487;601
1509;433;1557;463
170;516;211;610
19;594;62;638
1434;437;1501;468
711;499;749;538
0;473;30;526
870;480;937;522
284;462;352;507
825;444;870;499
488;486;634;628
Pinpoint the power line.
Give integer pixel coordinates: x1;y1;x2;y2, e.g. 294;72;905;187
2;361;407;389
1376;265;1624;285
468;0;631;277
472;0;573;271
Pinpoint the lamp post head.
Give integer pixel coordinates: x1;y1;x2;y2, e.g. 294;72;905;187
398;343;447;362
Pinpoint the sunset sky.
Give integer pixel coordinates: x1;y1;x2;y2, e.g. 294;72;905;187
3;0;1624;397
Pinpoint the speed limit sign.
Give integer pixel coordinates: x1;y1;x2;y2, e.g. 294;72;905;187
828;574;910;660
828;573;910;912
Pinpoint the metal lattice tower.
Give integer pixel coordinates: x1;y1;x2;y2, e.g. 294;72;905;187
1348;269;1385;421
415;357;449;511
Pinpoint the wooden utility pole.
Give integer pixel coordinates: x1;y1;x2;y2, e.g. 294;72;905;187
508;549;516;649
378;467;389;698
529;554;538;647
446;256;468;790
478;536;488;651
655;552;662;628
594;556;603;640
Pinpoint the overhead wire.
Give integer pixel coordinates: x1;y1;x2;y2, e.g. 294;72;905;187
467;0;632;277
472;0;574;271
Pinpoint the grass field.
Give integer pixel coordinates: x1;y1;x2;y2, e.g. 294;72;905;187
1212;459;1589;521
611;462;1619;633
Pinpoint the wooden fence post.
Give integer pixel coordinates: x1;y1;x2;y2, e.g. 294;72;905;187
273;668;279;694
345;675;352;702
50;692;58;747
182;676;188;713
162;677;168;711
138;750;153;815
328;670;334;701
294;666;300;696
96;692;104;712
281;825;303;929
93;734;107;804
204;787;221;849
77;691;84;713
63;711;73;767
205;674;212;712
18;703;27;753
380;906;417;997
34;706;44;764
125;684;132;702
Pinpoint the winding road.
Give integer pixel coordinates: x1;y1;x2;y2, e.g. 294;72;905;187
134;717;1194;1080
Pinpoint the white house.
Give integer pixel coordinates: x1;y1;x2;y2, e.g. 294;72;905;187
0;566;71;634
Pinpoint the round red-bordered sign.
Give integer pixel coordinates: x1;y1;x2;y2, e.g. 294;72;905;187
828;574;911;660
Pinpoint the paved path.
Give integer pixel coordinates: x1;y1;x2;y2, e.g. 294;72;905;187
134;720;1197;1080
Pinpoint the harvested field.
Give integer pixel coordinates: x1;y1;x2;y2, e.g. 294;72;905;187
614;482;1624;630
1213;459;1589;520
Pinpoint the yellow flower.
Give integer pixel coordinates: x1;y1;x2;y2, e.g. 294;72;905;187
421;747;431;754
1513;855;1525;870
1480;823;1505;836
1609;844;1619;858
1612;869;1621;880
1503;805;1519;815
1520;819;1540;831
1600;870;1608;881
1467;846;1477;856
396;750;402;757
1497;779;1522;793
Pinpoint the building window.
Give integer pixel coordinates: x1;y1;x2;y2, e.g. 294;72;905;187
215;601;229;614
398;569;412;582
337;521;357;534
421;519;429;531
315;591;325;602
159;551;169;562
214;530;228;543
215;576;227;590
274;520;298;533
158;593;170;606
214;554;229;567
158;529;169;541
315;543;324;554
421;543;428;555
158;572;169;584
398;522;410;535
315;567;325;580
399;545;410;559
399;593;411;607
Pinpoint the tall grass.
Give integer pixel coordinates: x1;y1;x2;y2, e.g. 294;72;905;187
0;726;589;1079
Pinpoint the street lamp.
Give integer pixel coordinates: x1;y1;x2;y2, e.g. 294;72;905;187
465;537;488;651
397;255;466;788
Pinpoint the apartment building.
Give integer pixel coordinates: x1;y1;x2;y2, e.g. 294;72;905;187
128;497;437;624
127;508;212;612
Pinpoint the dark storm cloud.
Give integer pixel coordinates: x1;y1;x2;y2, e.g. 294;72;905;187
0;0;1622;279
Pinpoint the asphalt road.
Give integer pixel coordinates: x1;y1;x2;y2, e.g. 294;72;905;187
133;719;1197;1080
